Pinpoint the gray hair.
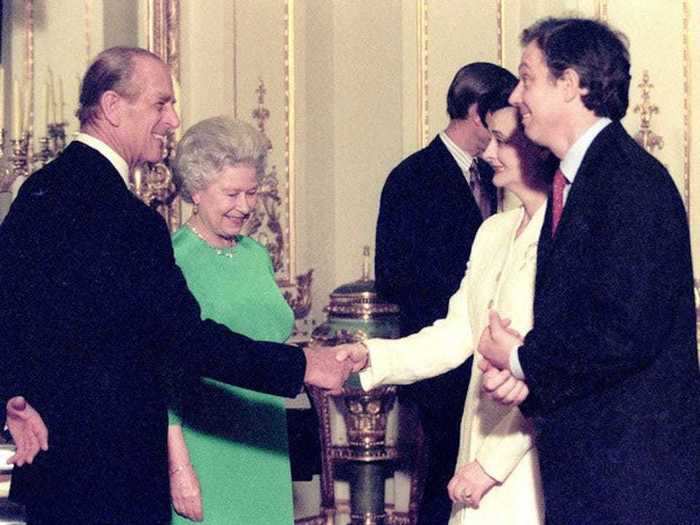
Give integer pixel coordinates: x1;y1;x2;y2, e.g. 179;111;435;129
173;116;269;203
78;47;162;126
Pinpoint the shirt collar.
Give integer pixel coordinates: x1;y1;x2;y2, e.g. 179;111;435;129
439;131;475;173
559;117;612;183
74;132;130;186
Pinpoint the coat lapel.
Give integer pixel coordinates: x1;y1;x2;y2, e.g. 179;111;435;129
534;122;620;294
426;137;484;223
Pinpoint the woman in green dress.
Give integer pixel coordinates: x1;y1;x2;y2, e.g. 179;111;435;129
167;116;295;524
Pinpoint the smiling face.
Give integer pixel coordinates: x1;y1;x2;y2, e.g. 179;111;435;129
482;106;549;196
191;163;258;247
119;57;180;167
481;107;526;191
508;42;567;152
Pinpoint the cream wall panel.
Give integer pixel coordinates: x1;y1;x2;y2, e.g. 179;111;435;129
179;0;234;130
296;0;337;322
400;1;421;154
424;0;501;142
330;1;404;288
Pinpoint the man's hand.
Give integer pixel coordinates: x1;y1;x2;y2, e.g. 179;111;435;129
5;396;49;466
447;460;498;508
170;463;203;522
303;346;352;393
478;359;529;405
477;310;523;370
333;343;369;373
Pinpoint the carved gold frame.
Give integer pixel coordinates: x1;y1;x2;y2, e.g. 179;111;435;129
147;0;180;80
416;0;429;148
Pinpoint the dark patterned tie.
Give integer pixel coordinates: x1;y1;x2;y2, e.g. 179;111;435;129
551;168;568;236
468;161;490;219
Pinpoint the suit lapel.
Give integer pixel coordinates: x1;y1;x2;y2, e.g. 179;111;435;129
534;122;620;293
427;137;484;222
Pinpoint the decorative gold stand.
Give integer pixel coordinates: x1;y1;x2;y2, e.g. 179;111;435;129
302;249;422;525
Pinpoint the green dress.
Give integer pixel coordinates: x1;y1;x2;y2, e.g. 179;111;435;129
170;227;295;524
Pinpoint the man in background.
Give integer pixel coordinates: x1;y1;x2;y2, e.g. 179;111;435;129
374;62;515;524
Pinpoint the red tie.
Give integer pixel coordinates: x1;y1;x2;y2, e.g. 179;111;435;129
551;169;568;236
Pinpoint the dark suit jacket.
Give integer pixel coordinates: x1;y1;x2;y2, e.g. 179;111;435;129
0;142;306;524
519;122;700;524
375;135;495;436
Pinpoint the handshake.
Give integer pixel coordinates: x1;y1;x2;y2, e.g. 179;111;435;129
303;308;530;406
302;342;370;394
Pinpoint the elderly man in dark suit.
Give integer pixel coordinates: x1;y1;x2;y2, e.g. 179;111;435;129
375;62;515;524
478;17;700;524
0;47;349;525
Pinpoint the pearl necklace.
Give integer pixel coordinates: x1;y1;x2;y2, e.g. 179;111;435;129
187;222;238;258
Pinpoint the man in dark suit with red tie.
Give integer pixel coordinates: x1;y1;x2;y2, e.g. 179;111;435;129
375;62;515;524
0;47;349;524
478;17;700;524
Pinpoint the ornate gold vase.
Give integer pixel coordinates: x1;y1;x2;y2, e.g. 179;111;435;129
308;249;401;525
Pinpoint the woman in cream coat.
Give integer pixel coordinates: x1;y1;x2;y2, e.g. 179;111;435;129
336;88;555;524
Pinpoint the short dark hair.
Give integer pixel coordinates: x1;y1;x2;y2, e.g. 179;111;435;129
446;62;516;121
477;73;518;124
521;17;630;120
77;47;162;126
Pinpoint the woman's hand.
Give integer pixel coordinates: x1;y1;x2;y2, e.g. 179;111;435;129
333;342;369;372
447;460;498;509
170;463;203;522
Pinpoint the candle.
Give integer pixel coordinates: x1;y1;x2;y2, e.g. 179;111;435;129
48;68;56;123
23;79;32;134
12;79;22;139
0;66;5;131
132;167;142;194
58;76;64;123
171;73;181;139
43;82;50;131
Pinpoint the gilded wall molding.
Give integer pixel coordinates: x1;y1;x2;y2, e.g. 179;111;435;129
416;0;429;148
148;0;180;80
633;71;664;153
84;0;92;67
682;0;690;211
232;0;239;119
496;0;504;66
597;0;608;21
284;0;297;283
142;0;181;231
24;0;34;135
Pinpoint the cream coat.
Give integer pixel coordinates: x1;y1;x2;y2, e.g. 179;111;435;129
361;204;546;525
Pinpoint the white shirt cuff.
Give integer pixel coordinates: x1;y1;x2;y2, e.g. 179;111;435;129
509;345;525;380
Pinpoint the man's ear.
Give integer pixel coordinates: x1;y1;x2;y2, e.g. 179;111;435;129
560;68;589;101
99;90;122;127
468;103;485;128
